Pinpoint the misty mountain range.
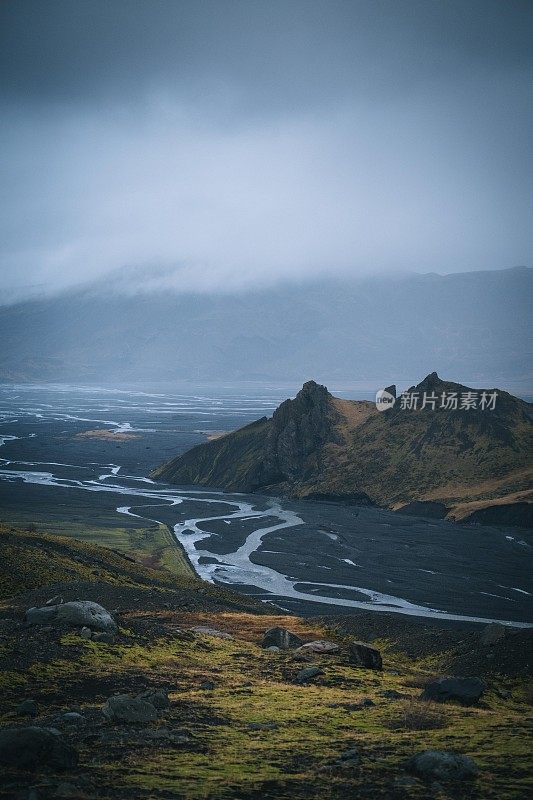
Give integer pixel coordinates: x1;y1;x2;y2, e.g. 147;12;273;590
0;266;531;387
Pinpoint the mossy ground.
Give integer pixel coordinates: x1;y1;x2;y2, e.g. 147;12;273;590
1;607;531;800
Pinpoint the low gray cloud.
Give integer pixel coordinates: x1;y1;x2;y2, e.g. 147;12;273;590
1;0;531;300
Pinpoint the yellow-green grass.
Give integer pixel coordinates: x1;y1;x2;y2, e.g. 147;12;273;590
0;514;194;580
1;612;530;799
0;523;195;600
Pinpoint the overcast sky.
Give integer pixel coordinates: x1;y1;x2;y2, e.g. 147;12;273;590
1;0;532;300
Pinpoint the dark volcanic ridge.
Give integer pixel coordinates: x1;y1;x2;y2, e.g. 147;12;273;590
152;374;533;525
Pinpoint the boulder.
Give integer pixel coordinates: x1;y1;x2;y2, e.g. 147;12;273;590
261;627;303;650
102;694;158;723
0;727;78;771
297;640;339;654
137;688;170;709
26;601;117;634
295;666;323;684
348;640;382;670
421;677;485;706
407;750;479;781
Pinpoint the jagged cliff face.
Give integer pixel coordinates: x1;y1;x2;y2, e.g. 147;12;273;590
260;381;341;485
152;374;533;522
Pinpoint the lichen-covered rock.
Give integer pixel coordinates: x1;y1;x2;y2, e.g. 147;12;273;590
137;688;170;709
0;727;78;771
421;677;485;706
261;627;303;649
348;640;382;670
26;601;117;634
102;694;158;723
407;750;479;781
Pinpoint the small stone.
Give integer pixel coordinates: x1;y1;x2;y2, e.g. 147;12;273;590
407;750;479;781
261;627;303;650
348;640;382;670
421;677;486;706
0;727;78;771
16;699;38;717
200;680;215;690
265;646;280;652
297;640;340;654
137;688;170;709
381;689;406;699
80;626;92;640
295;666;323;684
102;694;158;723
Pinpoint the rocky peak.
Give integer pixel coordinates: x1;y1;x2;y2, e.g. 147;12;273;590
263;381;338;483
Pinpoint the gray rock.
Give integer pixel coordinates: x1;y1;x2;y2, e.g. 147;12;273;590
102;694;158;723
190;626;233;639
92;631;115;644
137;688;170;709
265;646;280;652
348;640;382;670
295;666;323;684
297;640;340;654
380;689;406;699
407;750;479;781
26;601;117;634
79;627;92;640
261;627;303;650
199;680;215;690
480;623;508;646
421;677;486;706
0;727;78;771
16;699;38;717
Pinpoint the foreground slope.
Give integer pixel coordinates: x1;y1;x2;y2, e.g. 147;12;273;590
1;525;532;799
152;374;533;523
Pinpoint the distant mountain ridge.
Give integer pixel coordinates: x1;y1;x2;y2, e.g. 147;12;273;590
152;373;533;526
0;267;531;385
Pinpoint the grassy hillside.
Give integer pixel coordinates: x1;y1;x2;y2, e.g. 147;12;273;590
0;523;196;600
